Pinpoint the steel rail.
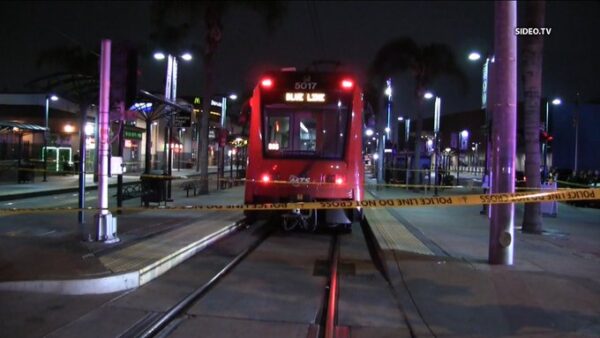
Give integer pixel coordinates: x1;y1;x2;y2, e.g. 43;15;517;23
129;222;270;338
324;234;340;338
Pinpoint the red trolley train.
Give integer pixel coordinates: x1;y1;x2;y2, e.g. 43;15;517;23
244;69;364;230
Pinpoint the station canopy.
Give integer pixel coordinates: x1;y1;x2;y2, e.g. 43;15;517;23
0;121;47;134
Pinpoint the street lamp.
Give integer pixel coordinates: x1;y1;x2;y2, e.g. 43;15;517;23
155;51;192;198
469;51;494;191
542;97;561;179
180;52;193;61
425;92;441;194
468;52;481;61
217;94;238;189
43;94;59;182
377;79;393;184
458;129;469;185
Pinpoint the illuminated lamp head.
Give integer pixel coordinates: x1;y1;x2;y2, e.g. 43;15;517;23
341;78;354;90
261;77;274;89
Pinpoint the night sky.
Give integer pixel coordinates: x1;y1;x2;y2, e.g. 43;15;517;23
1;1;598;118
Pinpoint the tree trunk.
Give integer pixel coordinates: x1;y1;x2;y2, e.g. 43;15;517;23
521;0;546;234
489;0;517;265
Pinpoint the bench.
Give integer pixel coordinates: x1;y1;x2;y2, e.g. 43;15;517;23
181;180;201;197
121;183;143;200
114;183;144;206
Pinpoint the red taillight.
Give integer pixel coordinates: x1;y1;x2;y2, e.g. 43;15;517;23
261;174;271;182
341;79;354;90
326;174;345;185
261;77;273;88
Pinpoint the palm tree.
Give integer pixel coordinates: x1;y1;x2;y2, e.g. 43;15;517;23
368;37;467;185
150;1;286;194
521;0;546;234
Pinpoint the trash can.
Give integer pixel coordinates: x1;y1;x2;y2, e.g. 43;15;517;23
541;181;558;217
140;171;169;206
17;164;35;183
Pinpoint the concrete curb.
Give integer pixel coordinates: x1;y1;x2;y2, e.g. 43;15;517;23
363;189;437;337
0;221;241;295
0;180;141;202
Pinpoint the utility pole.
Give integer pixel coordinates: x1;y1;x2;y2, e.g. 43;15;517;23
489;1;516;265
573;92;580;174
433;97;441;196
94;39;119;243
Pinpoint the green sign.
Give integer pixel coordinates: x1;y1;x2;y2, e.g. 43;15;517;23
124;127;143;140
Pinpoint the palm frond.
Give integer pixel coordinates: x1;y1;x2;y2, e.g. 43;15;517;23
421;43;469;94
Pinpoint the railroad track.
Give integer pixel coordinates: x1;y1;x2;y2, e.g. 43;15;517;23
116;220;414;338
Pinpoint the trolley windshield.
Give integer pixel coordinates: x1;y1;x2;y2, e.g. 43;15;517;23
263;103;349;159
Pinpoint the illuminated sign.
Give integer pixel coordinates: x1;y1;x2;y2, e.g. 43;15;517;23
284;92;326;103
124;128;143;140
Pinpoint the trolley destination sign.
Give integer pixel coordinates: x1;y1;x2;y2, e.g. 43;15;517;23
284;92;326;103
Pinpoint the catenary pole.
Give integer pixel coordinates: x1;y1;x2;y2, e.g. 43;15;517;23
489;1;516;265
94;39;119;243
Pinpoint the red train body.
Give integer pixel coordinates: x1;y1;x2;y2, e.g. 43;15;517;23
244;70;364;230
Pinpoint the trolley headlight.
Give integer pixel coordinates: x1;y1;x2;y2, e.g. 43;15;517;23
261;174;271;183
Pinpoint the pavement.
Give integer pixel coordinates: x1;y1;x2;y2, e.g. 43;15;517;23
0;170;598;336
0;166;245;293
363;179;600;337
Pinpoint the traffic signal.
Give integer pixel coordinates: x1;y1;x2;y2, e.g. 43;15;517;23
111;42;138;113
540;130;553;143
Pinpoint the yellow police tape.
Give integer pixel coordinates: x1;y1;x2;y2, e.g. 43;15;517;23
1;188;598;216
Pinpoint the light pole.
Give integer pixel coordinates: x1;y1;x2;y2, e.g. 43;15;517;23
424;92;441;195
385;78;392;139
469;51;494;188
458;129;469;185
222;93;237;185
43;94;59;181
472;142;480;172
377;79;392;185
365;128;374;176
154;51;192;198
574;93;580;174
403;118;411;186
543;97;561;179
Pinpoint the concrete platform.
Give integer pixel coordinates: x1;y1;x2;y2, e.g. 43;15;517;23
0;185;246;295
